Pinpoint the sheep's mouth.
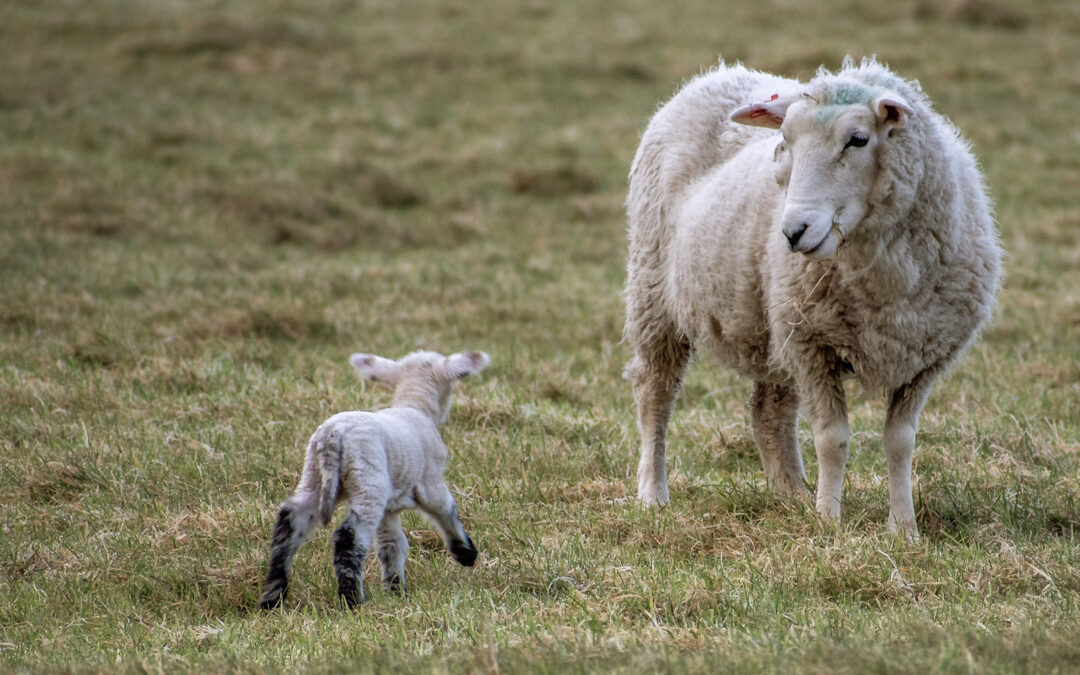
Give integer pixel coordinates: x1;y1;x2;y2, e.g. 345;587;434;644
803;233;830;255
800;215;844;258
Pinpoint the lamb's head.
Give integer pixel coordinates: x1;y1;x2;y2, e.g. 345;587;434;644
350;349;491;425
731;73;915;260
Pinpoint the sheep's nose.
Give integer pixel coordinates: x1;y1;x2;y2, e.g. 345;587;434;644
783;222;809;250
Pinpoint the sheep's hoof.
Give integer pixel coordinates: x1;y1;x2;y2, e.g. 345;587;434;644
772;476;812;497
450;536;478;567
815;495;843;522
637;472;671;505
887;517;920;543
637;486;670;506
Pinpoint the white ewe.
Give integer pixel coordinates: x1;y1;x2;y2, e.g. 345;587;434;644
624;57;1001;538
259;349;490;609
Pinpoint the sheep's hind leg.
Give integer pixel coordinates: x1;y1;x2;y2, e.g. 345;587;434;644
750;382;809;495
884;370;937;541
417;483;478;566
259;494;322;610
333;507;380;608
376;512;409;594
628;334;692;505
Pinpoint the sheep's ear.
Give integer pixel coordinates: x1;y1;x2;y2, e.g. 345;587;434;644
873;92;913;130
349;353;402;385
730;93;797;129
443;351;491;380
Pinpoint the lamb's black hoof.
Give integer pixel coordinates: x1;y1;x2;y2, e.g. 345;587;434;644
384;573;406;595
450;536;478;567
337;579;364;609
259;585;287;611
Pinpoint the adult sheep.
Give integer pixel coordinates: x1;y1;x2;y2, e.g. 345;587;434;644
624;57;1001;538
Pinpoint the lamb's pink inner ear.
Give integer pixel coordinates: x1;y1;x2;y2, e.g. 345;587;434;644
349;353;401;384
445;351;490;379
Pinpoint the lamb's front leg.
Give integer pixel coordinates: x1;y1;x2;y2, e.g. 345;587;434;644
802;374;850;522
417;483;478;566
884;369;937;541
376;512;409;594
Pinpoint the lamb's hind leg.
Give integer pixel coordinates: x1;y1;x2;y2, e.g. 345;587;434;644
333;496;385;608
376;512;409;594
627;332;692;505
749;381;809;495
260;451;325;610
259;492;322;610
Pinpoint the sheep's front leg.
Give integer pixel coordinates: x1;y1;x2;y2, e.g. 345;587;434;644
802;375;850;522
333;509;378;608
627;335;692;505
749;381;809;495
884;369;937;540
259;494;322;610
376;512;409;594
417;484;478;566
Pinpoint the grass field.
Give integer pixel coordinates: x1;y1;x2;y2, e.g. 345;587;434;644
2;0;1080;672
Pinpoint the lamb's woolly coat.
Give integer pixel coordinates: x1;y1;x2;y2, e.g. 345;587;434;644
624;58;1001;536
308;407;454;529
259;350;489;610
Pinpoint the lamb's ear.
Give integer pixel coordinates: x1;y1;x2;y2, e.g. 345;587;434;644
443;351;491;380
349;353;402;385
873;92;914;130
730;93;797;129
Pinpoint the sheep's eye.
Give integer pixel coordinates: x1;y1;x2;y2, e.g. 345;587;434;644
844;134;869;149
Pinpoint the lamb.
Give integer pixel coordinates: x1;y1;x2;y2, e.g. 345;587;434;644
258;349;490;609
624;57;1001;538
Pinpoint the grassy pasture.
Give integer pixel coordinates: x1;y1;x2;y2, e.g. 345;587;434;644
2;0;1080;672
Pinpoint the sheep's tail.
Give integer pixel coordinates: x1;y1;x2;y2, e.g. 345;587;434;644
314;438;340;526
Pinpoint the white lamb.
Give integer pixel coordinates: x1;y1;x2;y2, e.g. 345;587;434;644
259;349;490;609
624;57;1001;538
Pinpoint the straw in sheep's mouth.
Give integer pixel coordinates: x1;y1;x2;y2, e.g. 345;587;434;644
802;217;843;256
830;212;846;246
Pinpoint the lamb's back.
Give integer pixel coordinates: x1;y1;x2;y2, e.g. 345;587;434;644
316;409;440;497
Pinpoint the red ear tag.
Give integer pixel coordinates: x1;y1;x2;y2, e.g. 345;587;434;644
770;94;779;101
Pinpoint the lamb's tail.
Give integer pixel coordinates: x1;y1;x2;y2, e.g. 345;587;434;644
314;438;341;526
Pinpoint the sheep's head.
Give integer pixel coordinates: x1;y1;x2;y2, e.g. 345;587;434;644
350;349;491;424
731;79;913;260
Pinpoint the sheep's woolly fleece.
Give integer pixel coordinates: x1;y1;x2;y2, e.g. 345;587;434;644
626;57;1000;390
623;57;1001;534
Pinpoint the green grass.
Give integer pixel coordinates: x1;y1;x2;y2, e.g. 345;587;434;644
2;0;1079;672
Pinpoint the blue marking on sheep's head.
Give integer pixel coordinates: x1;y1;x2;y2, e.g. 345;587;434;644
832;84;874;106
814;83;880;125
